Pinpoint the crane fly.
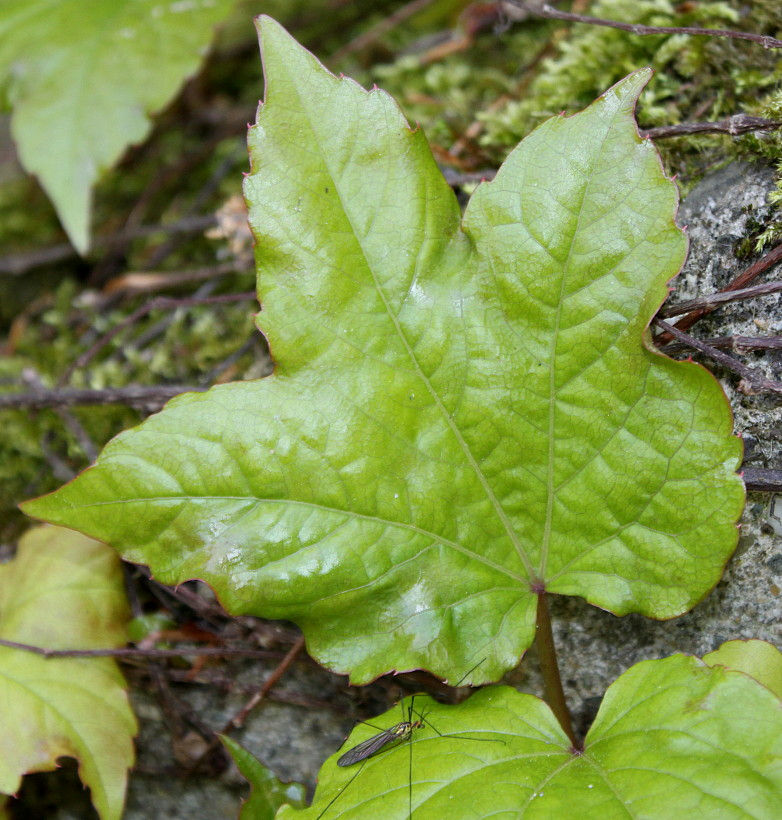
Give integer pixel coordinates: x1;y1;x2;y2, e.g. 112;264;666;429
316;660;502;819
336;712;424;767
315;698;433;819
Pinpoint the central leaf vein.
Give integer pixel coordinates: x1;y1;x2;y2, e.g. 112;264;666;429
539;118;622;581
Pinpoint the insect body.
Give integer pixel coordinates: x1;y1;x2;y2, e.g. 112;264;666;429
316;696;502;818
337;716;423;767
316;661;496;818
316;700;431;819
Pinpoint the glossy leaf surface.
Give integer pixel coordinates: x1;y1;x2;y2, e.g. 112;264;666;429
23;18;744;684
284;654;782;819
0;0;235;251
0;526;136;820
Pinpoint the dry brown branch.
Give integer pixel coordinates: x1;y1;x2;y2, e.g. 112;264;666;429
656;243;782;344
0;385;205;411
659;281;782;318
742;468;782;493
0;638;291;661
507;2;782;49
641;115;782;139
662;335;782;356
229;635;308;729
653;319;782;395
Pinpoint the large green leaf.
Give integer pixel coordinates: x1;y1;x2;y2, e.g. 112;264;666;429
284;654;782;819
0;526;136;820
22;17;744;685
0;0;236;252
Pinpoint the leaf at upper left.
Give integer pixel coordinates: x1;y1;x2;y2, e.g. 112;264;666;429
0;0;235;252
0;526;136;820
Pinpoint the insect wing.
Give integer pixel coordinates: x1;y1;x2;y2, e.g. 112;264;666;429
337;721;411;767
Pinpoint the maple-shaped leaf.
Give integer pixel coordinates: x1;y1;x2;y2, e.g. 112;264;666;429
0;0;235;252
285;653;782;819
0;526;136;820
22;17;744;685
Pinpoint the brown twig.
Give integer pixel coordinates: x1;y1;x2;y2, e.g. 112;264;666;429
742;468;782;493
57;291;256;386
19;369;99;463
697;241;782;293
184;634;309;776
659;281;782;319
0;384;205;411
0;637;289;661
229;634;307;729
102;261;246;297
507;2;782;49
656;243;782;344
663;334;782;356
641;115;782;140
653;319;782;395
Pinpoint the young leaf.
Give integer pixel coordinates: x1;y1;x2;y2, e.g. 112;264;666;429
22;18;744;685
289;655;782;819
0;0;235;252
220;735;307;820
0;526;136;820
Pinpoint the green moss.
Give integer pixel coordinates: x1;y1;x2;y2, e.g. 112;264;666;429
737;84;782;251
2;274;257;534
476;1;739;153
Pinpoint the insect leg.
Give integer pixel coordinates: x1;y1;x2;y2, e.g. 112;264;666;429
315;760;366;820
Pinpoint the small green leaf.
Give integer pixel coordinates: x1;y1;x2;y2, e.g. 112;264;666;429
0;0;235;251
704;639;782;700
0;526;136;820
22;18;743;685
220;735;307;820
287;655;782;819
